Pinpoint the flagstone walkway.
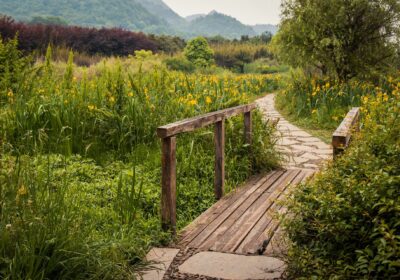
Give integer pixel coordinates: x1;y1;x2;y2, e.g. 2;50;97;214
256;94;332;170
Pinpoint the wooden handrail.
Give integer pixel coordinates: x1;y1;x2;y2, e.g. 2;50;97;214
332;107;360;157
157;103;257;233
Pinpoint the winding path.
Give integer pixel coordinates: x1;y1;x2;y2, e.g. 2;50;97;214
142;94;333;280
257;94;332;169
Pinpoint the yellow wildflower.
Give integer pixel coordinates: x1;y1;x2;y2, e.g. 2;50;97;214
7;90;13;97
128;92;134;97
312;109;317;114
109;96;115;103
17;185;27;196
188;99;197;106
205;96;212;104
383;94;389;102
88;104;96;111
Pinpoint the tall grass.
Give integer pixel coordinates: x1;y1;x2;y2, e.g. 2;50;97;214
0;40;281;279
275;70;398;130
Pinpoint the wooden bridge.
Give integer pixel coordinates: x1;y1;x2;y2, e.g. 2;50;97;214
151;95;360;279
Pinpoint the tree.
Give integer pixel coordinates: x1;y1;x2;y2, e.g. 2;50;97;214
272;0;400;81
184;37;214;68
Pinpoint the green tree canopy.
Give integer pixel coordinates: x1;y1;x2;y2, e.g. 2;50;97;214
272;0;400;81
184;37;214;68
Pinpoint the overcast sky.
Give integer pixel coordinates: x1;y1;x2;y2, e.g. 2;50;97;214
162;0;282;25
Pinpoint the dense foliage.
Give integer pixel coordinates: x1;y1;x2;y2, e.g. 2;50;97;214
273;0;400;81
0;16;185;56
184;37;215;68
0;38;281;279
212;43;274;73
284;79;400;278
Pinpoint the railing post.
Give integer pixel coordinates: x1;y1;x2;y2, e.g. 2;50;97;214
214;120;225;200
244;111;252;146
161;136;177;234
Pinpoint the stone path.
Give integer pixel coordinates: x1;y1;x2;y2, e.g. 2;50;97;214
256;94;332;170
144;94;332;280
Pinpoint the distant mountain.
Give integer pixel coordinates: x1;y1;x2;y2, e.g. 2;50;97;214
0;0;172;33
187;11;257;39
140;0;186;27
0;0;276;39
251;24;279;35
185;14;206;22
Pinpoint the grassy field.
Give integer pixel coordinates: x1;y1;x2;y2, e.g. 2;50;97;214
0;40;282;279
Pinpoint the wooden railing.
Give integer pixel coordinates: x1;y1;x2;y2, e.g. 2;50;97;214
157;103;257;233
332;107;361;157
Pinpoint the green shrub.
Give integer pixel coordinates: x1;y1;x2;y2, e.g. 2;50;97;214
184;37;214;68
0;36;30;94
164;57;195;73
283;91;400;279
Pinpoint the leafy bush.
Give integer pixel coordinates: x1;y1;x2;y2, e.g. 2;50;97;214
184;37;214;68
283;87;400;279
164;57;195;73
0;36;30;94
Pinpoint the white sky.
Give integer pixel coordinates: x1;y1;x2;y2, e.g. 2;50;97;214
162;0;282;25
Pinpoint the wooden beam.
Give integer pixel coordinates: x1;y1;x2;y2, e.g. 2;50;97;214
244;111;252;146
161;136;177;234
157;103;256;138
214;120;225;200
332;107;360;157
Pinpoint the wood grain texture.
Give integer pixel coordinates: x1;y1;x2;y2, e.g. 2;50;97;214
161;137;177;234
157;103;256;138
177;169;315;255
178;171;283;248
332;107;360;156
244;111;252;146
186;171;286;249
214;120;225;200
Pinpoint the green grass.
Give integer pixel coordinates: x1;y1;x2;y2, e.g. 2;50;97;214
0;40;282;279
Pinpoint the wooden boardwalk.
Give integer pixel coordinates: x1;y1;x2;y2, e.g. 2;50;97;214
144;95;360;279
178;169;314;255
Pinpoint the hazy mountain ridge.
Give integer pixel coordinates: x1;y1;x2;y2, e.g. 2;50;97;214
251;24;278;35
0;0;278;38
187;12;257;39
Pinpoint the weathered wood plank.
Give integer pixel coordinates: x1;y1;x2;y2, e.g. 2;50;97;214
237;169;313;255
161;137;177;234
209;169;302;253
193;170;292;250
178;173;269;246
244;111;252;145
157;103;256;138
245;171;314;254
332;107;360;156
214;120;225;200
184;170;285;248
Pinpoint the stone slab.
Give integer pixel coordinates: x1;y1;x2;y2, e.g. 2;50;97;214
179;252;286;280
142;248;180;280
